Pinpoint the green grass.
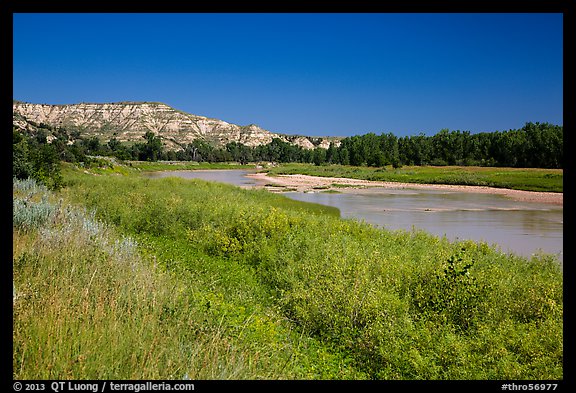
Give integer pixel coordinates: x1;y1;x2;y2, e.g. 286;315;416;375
127;161;255;172
268;163;563;193
13;176;359;379
13;162;563;379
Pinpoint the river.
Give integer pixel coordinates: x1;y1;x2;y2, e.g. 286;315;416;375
146;169;563;263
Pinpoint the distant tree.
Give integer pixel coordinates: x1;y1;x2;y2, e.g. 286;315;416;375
189;139;215;162
140;131;164;161
13;130;33;179
31;144;64;189
84;136;102;155
340;148;350;165
108;137;121;152
325;142;339;164
34;129;48;144
13;130;63;189
370;150;386;167
226;142;254;164
164;150;178;161
312;147;327;166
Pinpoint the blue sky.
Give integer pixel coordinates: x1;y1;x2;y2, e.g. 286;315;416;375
13;13;563;137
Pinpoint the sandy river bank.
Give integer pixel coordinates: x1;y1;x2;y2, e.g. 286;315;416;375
246;172;563;206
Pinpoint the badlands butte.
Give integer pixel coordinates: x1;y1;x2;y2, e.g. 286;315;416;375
12;100;340;150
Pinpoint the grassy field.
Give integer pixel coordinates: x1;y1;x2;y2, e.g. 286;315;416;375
13;162;563;379
128;161;255;171
267;163;563;193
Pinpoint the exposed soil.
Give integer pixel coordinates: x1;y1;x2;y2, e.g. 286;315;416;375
246;172;563;205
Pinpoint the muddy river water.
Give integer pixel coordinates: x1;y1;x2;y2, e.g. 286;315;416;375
147;169;563;263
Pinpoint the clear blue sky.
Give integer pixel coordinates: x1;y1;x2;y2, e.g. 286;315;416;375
13;13;563;137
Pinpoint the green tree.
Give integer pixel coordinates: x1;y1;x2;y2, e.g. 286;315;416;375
189;139;215;162
140;131;164;161
312;147;327;166
339;147;350;165
13;130;33;179
13;130;63;189
325;142;338;164
108;137;121;152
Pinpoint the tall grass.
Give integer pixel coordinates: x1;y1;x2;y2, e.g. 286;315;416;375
53;168;562;380
14;177;341;380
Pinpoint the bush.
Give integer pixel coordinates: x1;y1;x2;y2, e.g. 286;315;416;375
57;170;563;379
411;248;487;332
13;131;63;190
13;178;57;230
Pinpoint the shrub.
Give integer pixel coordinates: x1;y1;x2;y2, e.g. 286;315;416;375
411;248;486;332
13;178;57;230
53;169;563;379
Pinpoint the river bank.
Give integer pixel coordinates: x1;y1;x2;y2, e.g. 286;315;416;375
247;172;563;205
40;169;562;379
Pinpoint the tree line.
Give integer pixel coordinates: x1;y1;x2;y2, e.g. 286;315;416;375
13;121;562;189
333;122;562;169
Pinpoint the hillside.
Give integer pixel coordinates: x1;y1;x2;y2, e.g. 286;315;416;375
12;100;339;150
